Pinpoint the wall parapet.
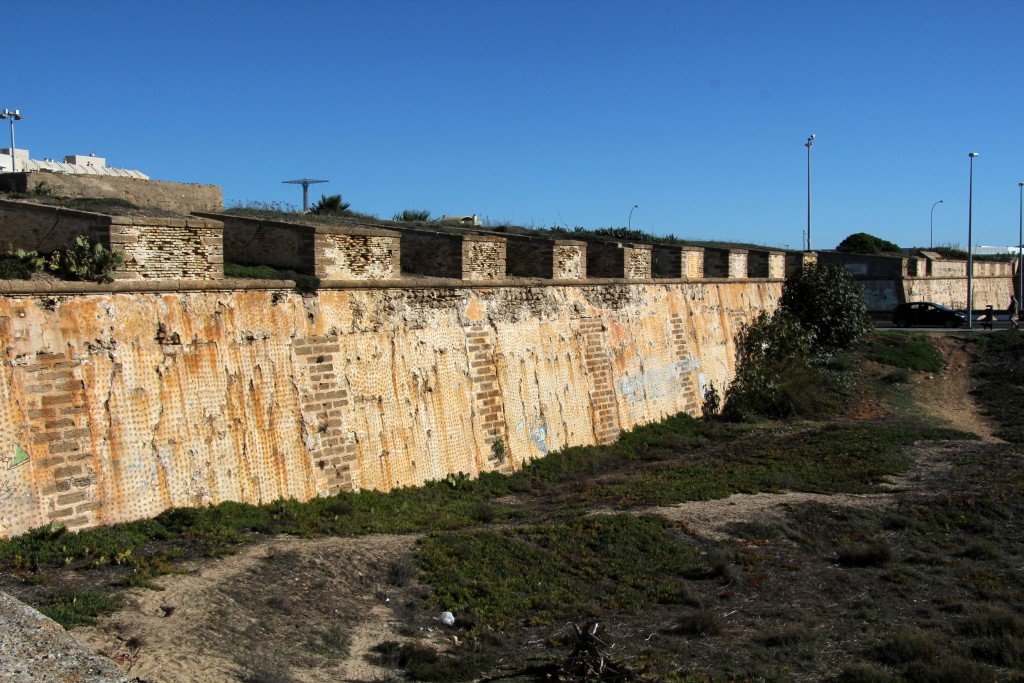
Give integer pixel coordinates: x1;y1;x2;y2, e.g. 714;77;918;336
503;234;587;280
652;245;704;279
194;212;401;281
747;249;786;279
703;247;748;278
586;241;653;279
398;228;507;280
0;199;223;280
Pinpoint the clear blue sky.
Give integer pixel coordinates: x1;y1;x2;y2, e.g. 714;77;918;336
6;0;1024;250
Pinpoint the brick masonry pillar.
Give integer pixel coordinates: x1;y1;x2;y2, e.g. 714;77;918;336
669;314;702;415
292;336;358;494
579;319;621;444
20;354;99;529
465;325;508;467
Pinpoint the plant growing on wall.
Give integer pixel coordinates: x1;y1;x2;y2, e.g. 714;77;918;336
48;235;125;283
392;209;431;222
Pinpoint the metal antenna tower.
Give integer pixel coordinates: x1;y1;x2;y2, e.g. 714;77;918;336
282;178;329;211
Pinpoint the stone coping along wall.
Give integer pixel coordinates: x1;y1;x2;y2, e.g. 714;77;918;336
0;199;223;280
0;172;222;215
194;212;400;281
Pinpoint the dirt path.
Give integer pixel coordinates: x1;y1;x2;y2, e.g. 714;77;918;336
69;333;995;682
912;335;1002;441
73;534;440;683
651;333;998;540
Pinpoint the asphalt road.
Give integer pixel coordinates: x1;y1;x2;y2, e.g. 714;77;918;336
874;313;1021;332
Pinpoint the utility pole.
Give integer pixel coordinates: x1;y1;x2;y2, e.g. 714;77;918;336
282;178;329;212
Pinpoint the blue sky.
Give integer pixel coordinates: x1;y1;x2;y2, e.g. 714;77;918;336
5;0;1024;250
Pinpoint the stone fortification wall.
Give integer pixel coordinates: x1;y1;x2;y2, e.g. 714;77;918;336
818;252;906;277
902;276;1014;312
821;251;1015;311
0;200;223;280
0;173;222;215
0;279;779;538
195;212;400;280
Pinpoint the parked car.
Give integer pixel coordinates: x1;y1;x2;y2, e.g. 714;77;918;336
892;302;967;328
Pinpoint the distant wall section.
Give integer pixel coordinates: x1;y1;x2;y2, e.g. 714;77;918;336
0;173;222;215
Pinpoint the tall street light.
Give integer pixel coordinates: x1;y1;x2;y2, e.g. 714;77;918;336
1018;182;1023;307
930;200;943;249
628;204;638;230
805;134;815;251
0;108;24;173
967;152;979;329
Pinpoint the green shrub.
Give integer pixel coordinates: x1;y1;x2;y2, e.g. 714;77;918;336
0;249;46;280
778;262;872;354
722;310;845;420
48;235;125;283
40;589;122;627
837;232;901;254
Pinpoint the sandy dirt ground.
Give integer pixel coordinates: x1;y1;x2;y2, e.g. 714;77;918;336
70;334;998;682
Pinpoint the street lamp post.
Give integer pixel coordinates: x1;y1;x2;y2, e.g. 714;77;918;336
930;200;943;249
628;204;638;230
0;108;24;173
805;134;815;251
1018;182;1023;307
967;152;979;329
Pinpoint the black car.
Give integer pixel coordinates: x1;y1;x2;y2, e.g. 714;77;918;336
892;302;967;328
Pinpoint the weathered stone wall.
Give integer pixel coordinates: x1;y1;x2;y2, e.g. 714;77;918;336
111;219;223;280
198;213;315;272
785;251;817;277
315;232;400;281
0;173;222;215
0;279;779;538
462;237;506;280
728;251;748;279
651;246;706;280
0;200;223;280
553;243;586;279
0;199;108;252
818;252;906;277
902;276;1014;311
